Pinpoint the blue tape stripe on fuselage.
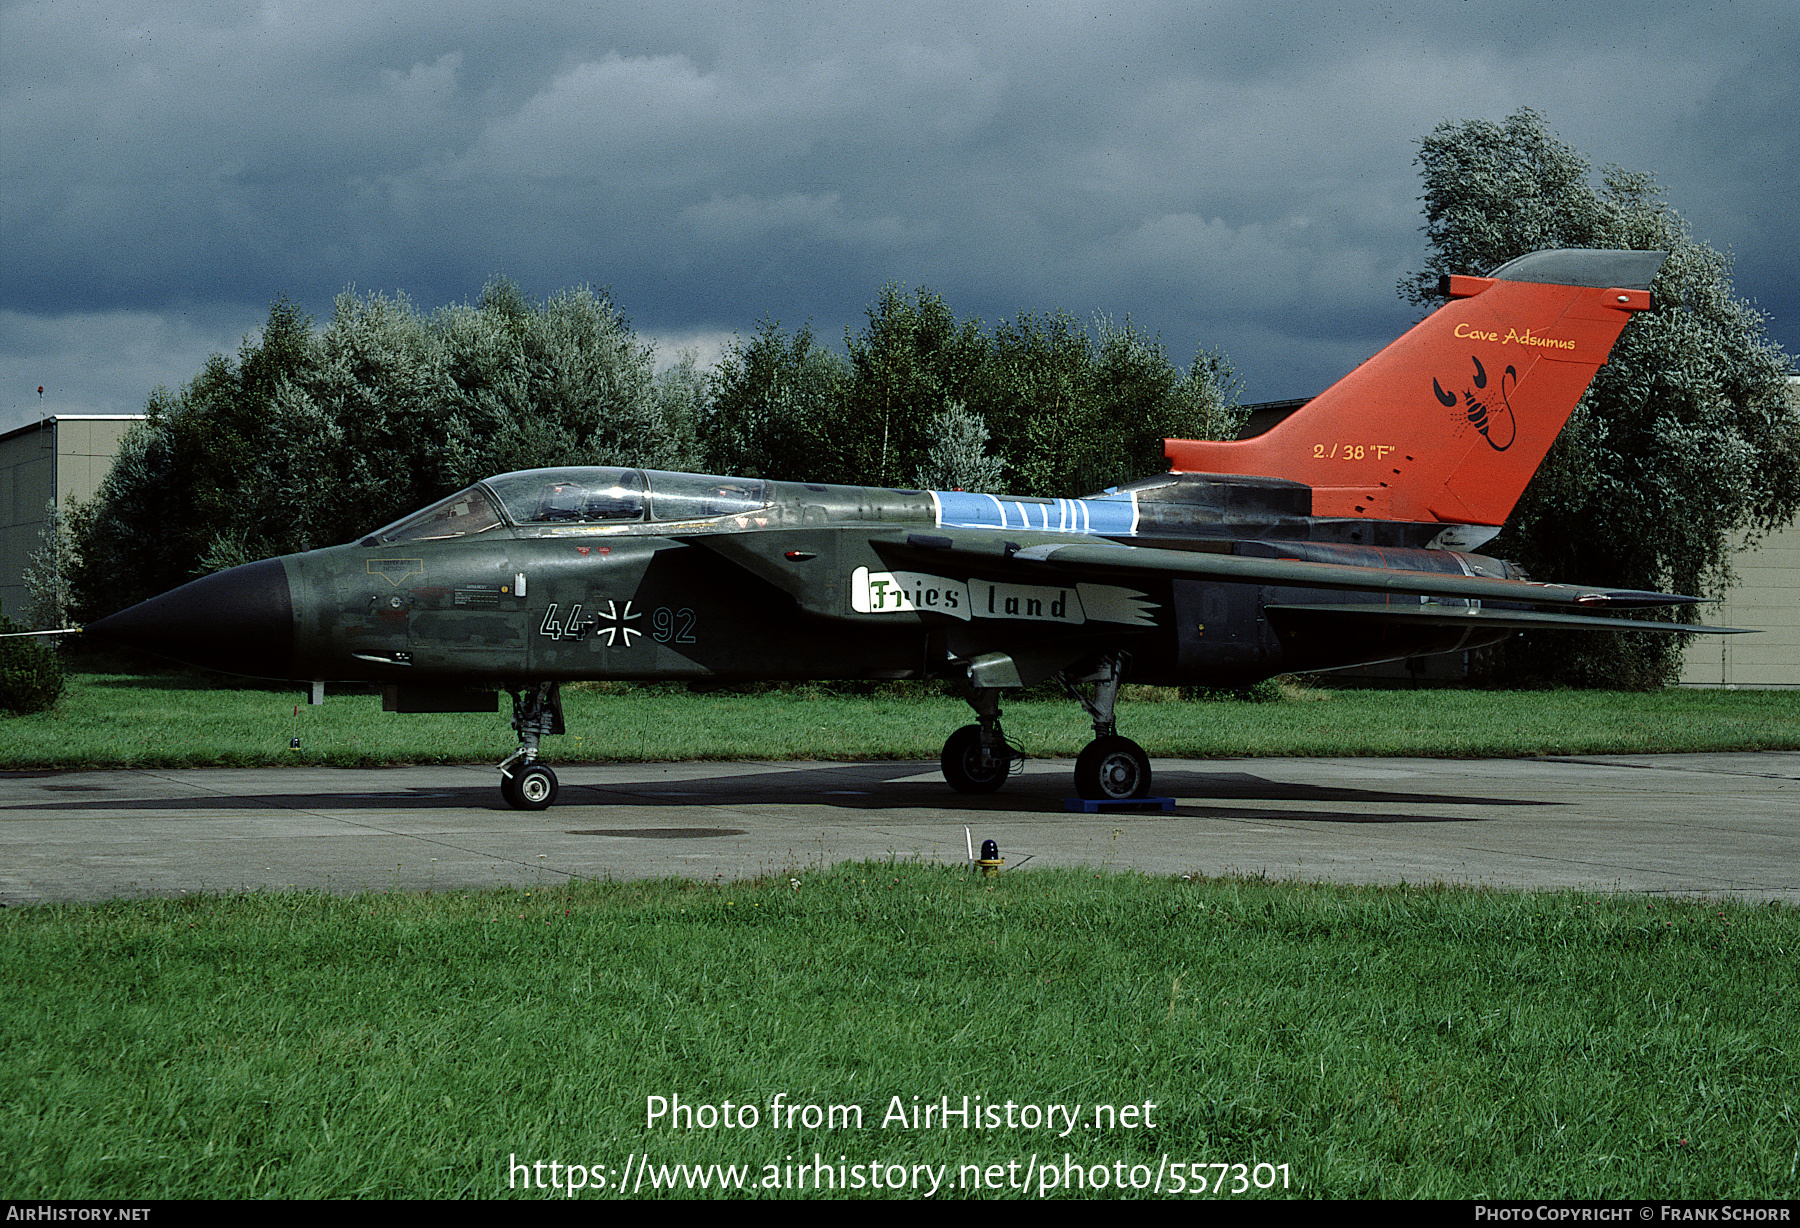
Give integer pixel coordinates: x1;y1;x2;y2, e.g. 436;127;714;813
932;490;1138;537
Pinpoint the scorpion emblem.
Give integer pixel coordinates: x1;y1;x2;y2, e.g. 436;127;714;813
1434;355;1518;452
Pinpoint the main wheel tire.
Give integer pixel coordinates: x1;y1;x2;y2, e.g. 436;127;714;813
941;724;1009;794
1074;735;1152;801
501;763;559;811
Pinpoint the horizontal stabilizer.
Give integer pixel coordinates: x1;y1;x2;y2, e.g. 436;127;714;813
989;539;1703;610
1266;603;1753;635
1579;590;1706;609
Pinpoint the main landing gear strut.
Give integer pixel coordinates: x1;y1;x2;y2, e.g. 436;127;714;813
1062;654;1152;801
937;652;1153;801
498;681;564;810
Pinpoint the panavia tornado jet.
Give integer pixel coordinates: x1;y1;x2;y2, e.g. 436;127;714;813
87;248;1742;809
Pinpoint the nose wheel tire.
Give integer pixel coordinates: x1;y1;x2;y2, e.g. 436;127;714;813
501;763;559;811
941;724;1010;794
1074;736;1151;801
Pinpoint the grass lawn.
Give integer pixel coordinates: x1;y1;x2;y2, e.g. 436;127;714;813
5;672;1800;769
3;864;1795;1199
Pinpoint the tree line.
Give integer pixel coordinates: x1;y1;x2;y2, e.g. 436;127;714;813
61;283;1241;620
40;108;1800;690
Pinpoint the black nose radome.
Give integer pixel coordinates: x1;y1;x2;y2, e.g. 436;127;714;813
88;557;296;679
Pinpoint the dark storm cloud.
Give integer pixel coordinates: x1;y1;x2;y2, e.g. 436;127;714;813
3;0;1794;435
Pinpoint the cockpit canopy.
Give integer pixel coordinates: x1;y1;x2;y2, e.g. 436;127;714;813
362;467;772;545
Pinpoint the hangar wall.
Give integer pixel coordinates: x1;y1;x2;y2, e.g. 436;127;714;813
1677;377;1800;689
1678;521;1800;688
0;415;142;624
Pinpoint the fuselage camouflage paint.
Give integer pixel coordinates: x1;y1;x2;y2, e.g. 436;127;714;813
276;466;1502;693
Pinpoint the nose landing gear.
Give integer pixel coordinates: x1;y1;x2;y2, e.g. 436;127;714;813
500;761;560;810
499;681;565;810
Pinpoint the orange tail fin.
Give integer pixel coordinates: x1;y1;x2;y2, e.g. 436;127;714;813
1164;249;1666;526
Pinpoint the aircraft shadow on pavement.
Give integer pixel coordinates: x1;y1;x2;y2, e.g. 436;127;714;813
12;783;509;813
12;762;1551;824
567;763;1550;824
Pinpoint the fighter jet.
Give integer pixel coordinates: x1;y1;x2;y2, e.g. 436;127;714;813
86;248;1740;809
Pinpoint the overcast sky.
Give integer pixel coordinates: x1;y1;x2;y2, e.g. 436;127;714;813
3;0;1794;439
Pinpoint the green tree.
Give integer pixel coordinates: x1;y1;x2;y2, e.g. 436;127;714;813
1089;320;1243;493
303;288;449;542
982;310;1098;495
704;321;849;480
914;400;1005;492
647;352;709;475
0;600;64;714
709;296;1241;496
23;499;77;633
433;282;664;486
73;282;682;620
68;300;320;615
983;312;1241;496
1404;108;1800;687
843;288;990;488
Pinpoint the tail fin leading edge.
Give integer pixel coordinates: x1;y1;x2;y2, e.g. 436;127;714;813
1164;248;1667;526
